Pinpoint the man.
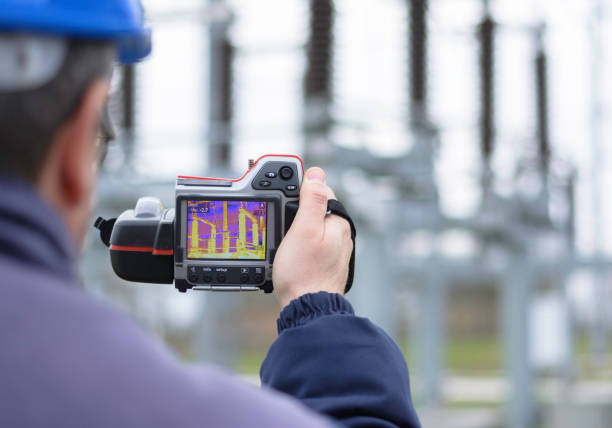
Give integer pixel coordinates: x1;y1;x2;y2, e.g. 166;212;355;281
0;1;420;427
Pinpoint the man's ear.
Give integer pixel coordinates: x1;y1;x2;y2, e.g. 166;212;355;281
52;79;109;206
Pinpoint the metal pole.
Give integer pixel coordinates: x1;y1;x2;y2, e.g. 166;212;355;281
407;0;443;405
303;0;335;137
409;0;428;125
121;65;135;133
120;65;136;166
418;251;445;405
588;0;608;366
567;172;577;253
535;26;550;175
502;256;535;428
195;293;239;369
304;0;334;102
478;8;495;170
208;0;233;169
195;0;237;368
349;224;397;338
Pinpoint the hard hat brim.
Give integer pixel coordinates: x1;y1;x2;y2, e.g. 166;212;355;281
117;28;152;64
0;5;152;63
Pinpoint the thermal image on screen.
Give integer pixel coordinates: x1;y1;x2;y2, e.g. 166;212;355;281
187;200;267;260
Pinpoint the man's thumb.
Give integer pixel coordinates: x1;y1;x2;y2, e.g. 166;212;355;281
294;167;329;232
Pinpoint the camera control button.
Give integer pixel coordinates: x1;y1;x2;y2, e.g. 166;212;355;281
217;274;226;283
240;273;249;283
259;180;272;187
254;273;264;283
265;172;276;178
286;185;297;191
279;166;293;180
188;266;198;282
203;274;212;283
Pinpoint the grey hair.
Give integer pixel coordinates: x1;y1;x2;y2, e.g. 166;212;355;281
0;38;115;182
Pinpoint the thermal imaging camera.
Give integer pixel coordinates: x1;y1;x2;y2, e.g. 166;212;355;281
95;154;356;294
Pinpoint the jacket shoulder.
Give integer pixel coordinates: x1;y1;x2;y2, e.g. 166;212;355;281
0;256;332;428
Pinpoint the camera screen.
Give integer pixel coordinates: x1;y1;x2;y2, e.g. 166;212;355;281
186;200;267;260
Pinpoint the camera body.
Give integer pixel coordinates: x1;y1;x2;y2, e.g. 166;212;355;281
103;155;303;293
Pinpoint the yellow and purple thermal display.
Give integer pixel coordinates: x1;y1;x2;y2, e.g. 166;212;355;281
187;200;267;260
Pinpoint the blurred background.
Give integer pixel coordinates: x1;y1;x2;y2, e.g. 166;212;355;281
83;0;612;427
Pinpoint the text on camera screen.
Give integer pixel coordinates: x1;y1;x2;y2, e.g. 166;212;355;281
186;200;267;260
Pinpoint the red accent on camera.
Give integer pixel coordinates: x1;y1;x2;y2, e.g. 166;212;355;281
177;154;304;182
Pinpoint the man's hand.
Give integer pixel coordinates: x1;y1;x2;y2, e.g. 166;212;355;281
273;167;353;310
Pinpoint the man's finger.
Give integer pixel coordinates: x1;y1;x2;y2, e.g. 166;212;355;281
295;167;329;234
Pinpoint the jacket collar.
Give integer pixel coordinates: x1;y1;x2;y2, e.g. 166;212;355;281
0;177;77;282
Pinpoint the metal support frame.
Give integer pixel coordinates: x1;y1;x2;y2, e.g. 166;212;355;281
93;5;612;424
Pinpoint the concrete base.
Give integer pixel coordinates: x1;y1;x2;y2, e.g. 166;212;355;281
542;402;612;428
417;406;503;428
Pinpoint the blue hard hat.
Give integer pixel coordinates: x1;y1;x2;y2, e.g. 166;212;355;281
0;0;151;64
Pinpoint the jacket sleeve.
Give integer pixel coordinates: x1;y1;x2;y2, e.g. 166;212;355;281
260;292;421;428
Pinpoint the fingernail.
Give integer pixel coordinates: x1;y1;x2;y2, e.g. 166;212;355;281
307;168;325;183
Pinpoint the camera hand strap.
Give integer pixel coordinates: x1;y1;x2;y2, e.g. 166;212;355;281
326;199;356;294
94;216;116;248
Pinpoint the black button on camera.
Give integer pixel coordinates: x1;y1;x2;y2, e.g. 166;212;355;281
203;274;212;283
259;180;272;187
265;172;276;178
254;273;264;283
279;166;293;180
188;272;198;283
240;273;249;283
217;274;226;283
286;185;297;191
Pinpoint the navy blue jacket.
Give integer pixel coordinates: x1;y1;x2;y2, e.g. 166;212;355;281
262;293;421;427
0;178;420;428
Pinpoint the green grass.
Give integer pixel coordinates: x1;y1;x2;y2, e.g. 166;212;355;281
447;401;502;409
400;336;502;374
235;337;504;376
235;334;612;379
235;350;267;375
445;337;502;373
